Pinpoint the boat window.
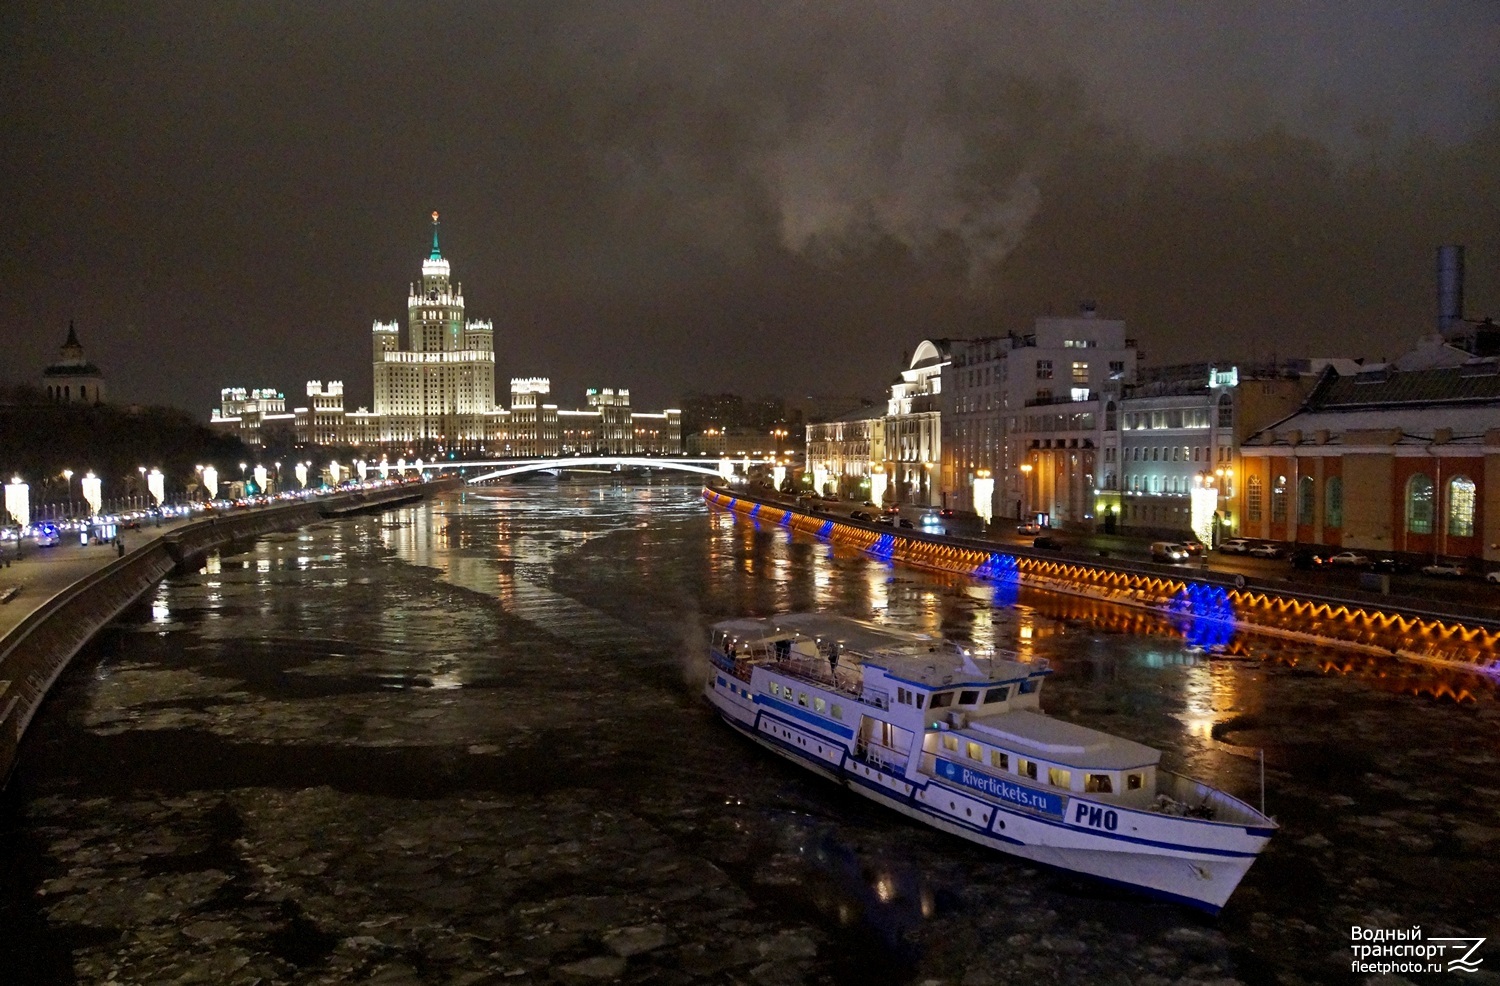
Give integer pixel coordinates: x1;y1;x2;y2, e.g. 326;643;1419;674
990;750;1009;770
1019;679;1039;694
814;697;827;713
930;692;954;709
915;695;924;709
1018;759;1038;780
1085;774;1113;793
966;741;982;761
831;704;842;720
1048;767;1071;789
798;692;808;707
943;735;958;752
1127;773;1144;790
959;690;980;705
984;687;1009;703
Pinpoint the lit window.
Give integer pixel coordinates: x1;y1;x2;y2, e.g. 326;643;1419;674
1048;767;1071;788
989;750;1009;770
1127;773;1144;790
1448;476;1476;537
1406;473;1434;534
1085;773;1113;793
814;697;827;713
967;741;983;761
943;734;959;752
798;691;808;707
1071;361;1089;384
1018;759;1038;780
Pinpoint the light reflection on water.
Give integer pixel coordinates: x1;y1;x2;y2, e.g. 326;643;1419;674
8;480;1500;986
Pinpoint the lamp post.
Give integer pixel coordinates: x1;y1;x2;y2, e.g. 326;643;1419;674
1019;462;1034;523
62;468;74;519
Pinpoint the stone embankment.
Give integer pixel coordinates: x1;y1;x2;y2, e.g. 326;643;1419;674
704;488;1500;674
0;479;456;787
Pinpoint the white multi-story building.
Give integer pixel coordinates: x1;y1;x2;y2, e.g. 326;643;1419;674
370;214;497;449
210;215;681;454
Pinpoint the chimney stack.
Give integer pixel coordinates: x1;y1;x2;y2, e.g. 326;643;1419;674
1437;245;1464;336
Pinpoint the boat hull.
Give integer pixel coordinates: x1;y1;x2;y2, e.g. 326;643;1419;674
707;679;1265;913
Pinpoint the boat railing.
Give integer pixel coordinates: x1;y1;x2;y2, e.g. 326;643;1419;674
1156;770;1273;826
861;741;907;773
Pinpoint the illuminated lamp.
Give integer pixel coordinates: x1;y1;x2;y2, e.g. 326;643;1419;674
1190;483;1217;547
199;466;217;501
972;469;994;525
870;466;888;508
4;477;29;530
295;463;309;489
148;469;165;506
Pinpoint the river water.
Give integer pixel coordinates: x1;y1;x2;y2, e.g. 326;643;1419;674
2;480;1497;985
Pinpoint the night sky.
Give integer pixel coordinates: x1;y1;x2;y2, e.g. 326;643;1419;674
4;1;1498;415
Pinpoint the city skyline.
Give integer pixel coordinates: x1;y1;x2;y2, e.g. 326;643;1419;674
3;2;1498;414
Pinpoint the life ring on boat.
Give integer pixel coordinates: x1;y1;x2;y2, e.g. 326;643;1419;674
1234;575;1246;589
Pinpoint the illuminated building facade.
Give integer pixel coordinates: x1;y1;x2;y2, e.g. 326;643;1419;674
210;215;681;454
1239;339;1500;563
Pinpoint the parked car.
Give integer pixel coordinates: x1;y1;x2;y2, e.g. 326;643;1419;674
1370;557;1411;574
898;518;913;529
1017;522;1043;536
1487;571;1500;584
1420;561;1466;577
882;504;900;515
876;514;895;526
1033;535;1064;551
1248;543;1284;559
938;508;955;518
850;510;874;522
1218;538;1253;554
1150;541;1189;563
1328;551;1370;567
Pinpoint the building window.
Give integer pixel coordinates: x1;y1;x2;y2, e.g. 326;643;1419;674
1406;473;1434;534
1109;360;1125;375
1271;476;1287;523
1325;476;1343;528
1217;393;1233;428
1036;361;1053;380
1247;475;1263;522
1071;361;1089;384
1448;476;1476;537
1104;402;1117;430
1297;475;1315;526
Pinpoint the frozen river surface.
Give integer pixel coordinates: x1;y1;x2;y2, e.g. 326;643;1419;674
2;482;1498;985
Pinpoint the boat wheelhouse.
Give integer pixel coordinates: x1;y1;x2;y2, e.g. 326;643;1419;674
705;613;1274;913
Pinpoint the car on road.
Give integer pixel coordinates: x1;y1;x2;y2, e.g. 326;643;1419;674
1179;540;1206;556
1248;543;1284;559
31;523;60;548
898;518;913;529
1017;522;1043;536
1150;541;1190;563
882;504;900;515
850;510;874;522
1218;538;1253;554
1033;535;1064;551
938;508;955;518
876;514;895;526
1370;557;1410;574
1289;548;1326;570
1420;561;1466;577
1327;551;1370;567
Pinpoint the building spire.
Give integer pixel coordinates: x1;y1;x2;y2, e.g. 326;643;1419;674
65;319;80;349
429;211;442;260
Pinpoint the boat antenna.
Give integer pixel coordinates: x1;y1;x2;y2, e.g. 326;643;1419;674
1259;749;1265;816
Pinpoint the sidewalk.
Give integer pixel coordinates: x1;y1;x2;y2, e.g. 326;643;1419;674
0;519;193;642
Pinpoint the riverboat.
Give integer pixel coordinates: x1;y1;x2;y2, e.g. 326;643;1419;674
705;613;1275;913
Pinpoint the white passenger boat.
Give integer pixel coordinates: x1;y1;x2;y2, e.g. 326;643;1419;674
705;613;1275;913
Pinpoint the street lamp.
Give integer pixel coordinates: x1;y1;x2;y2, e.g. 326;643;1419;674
1019;462;1034;522
62;468;74;518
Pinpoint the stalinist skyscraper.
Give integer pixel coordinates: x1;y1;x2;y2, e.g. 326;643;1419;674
370;212;497;447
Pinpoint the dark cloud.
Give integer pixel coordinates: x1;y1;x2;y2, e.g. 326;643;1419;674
2;1;1497;415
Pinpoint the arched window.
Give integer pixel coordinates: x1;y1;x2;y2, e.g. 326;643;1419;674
1448;476;1476;537
1325;476;1343;529
1217;394;1233;428
1297;475;1315;526
1247;475;1263;522
1104;401;1117;431
1406;473;1434;534
1271;476;1288;523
